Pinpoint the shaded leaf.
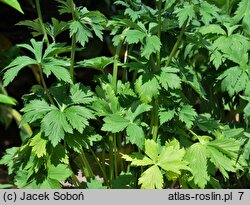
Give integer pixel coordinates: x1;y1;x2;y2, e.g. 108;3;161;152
159;109;175;125
41;109;73;147
20;100;55;126
101;114;130;133
77;56;114;71
178;105;197;128
48;164;72;181
3;56;37;86
125;30;146;44
135;74;159;103
141;35;161;59
159;67;181;90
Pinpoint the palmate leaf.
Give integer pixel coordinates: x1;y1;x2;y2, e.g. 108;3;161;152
124;29;146;44
178;104;197;128
70;83;95;105
47;164;72;182
135;74;159;104
55;0;72;14
30;132;47;158
0;147;18;175
17;19;43;37
144;139;159;163
101;114;130;133
185;137;242;188
206;146;235;179
127;103;152;122
199;1;220;25
41;109;73;147
141;35;162;59
159;109;175;125
69;8;106;47
35;100;95;147
234;0;250;35
3;56;37;86
46;18;68;39
123;139;189;189
64;105;95;133
43;58;72;84
20;99;55;126
77;56;114;71
139;165;163;189
70;20;92;47
80;8;106;39
185;143;209;188
43;42;69;59
122;153;154;166
174;2;195;27
4;39;73;87
199;24;226;36
159;67;182;91
158;146;190;174
126;123;145;149
212;35;250;66
218;66;248;97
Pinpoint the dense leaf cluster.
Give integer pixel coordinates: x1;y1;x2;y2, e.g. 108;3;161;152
1;0;250;189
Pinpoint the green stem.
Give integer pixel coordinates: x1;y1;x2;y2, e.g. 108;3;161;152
101;145;106;178
117;133;124;172
70;35;76;83
70;0;77;83
0;81;8;95
165;20;187;67
80;149;94;179
113;133;118;178
35;0;49;45
109;134;114;182
152;99;159;141
112;40;123;93
226;0;230;14
122;44;129;82
90;148;108;184
156;0;162;72
68;164;81;187
151;0;162;141
189;129;198;137
38;65;55;105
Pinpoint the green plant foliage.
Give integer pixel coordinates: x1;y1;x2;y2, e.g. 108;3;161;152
0;93;16;105
185;136;244;188
123;139;190;189
3;39;72;87
1;0;250;189
0;0;23;14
